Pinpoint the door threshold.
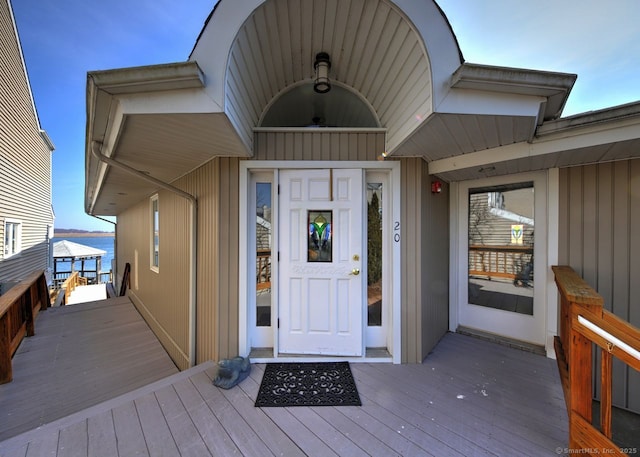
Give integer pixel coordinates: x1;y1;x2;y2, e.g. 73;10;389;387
456;326;545;355
248;347;392;363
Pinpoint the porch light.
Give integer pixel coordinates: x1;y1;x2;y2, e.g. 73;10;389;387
314;52;331;93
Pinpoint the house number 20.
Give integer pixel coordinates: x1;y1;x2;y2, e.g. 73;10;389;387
394;221;400;242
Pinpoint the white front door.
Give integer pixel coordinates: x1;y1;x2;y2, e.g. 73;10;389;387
279;169;364;356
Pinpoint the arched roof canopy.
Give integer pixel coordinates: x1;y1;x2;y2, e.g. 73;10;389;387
260;83;380;128
190;0;463;152
86;0;588;216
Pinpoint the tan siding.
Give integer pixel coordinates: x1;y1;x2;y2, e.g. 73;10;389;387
558;159;640;413
0;0;53;290
253;131;385;161
421;161;449;358
178;157;240;363
178;160;218;364
400;158;449;363
117;192;191;370
118;131;450;367
401;159;421;363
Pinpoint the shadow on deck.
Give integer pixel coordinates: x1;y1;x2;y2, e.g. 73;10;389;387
0;314;570;456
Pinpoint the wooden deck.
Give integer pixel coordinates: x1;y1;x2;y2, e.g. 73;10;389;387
0;322;569;456
0;296;179;442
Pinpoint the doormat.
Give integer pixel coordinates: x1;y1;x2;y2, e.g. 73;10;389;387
255;362;361;407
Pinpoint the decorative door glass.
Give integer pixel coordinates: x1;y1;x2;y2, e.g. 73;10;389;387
308;210;332;262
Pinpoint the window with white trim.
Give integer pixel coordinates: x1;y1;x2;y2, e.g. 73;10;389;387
150;195;159;271
4;219;22;258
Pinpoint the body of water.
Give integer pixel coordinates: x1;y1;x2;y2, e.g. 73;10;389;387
52;236;115;274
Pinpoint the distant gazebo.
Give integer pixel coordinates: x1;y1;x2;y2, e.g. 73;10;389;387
53;240;107;286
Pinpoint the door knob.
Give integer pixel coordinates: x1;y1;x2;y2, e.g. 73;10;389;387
350;268;360;276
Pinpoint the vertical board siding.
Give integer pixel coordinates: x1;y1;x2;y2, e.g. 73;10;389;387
400;158;449;363
117;192;191;370
224;0;432;155
0;0;53;291
401;159;421;363
422;161;449;357
558;159;640;413
253;131;385;161
118;130;447;367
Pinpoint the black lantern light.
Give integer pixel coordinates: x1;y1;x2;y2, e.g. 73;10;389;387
313;52;331;94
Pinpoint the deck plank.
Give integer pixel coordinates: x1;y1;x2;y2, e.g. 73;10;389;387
86;410;117;457
191;370;276;456
0;297;179;442
57;420;87;457
154;385;212;457
135;392;181;457
206;367;306;457
111;401;149;457
24;430;58;457
0;332;570;457
173;377;242;456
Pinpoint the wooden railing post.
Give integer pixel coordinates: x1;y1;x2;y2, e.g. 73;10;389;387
553;265;640;456
0;314;11;383
0;270;49;384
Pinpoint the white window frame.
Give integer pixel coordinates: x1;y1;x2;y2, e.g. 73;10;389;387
150;194;159;272
239;161;401;364
4;219;22;258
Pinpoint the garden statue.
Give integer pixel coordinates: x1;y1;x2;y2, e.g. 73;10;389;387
213;356;251;389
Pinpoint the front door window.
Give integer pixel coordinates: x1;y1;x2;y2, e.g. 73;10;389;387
367;183;383;327
468;183;534;315
256;182;272;327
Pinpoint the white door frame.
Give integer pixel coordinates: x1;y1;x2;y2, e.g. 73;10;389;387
449;169;559;358
239;161;402;363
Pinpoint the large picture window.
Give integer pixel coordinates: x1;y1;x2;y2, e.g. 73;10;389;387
150;195;159;271
4;219;22;258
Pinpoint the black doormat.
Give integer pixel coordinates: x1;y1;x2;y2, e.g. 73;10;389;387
255;362;361;407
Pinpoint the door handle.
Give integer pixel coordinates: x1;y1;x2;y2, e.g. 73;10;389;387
350;268;360;276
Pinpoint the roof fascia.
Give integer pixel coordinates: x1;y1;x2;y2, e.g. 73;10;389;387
537;100;640;136
88;61;205;95
429;111;640;177
451;63;576;120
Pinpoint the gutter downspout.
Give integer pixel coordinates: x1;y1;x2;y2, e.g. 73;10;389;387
91;141;198;368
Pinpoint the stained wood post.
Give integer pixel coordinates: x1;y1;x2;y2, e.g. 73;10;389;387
0;315;11;383
25;284;35;337
600;350;612;438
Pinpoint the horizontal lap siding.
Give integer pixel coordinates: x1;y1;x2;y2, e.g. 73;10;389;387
558;159;640;413
0;0;53;291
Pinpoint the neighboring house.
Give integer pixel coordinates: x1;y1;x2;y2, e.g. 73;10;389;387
0;0;54;295
84;0;640;412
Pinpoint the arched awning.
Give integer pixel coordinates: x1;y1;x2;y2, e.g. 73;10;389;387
85;0;593;216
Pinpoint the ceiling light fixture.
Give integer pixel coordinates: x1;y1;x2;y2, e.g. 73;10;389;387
313;52;331;94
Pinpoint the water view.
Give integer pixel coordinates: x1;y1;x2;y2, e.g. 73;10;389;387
52;235;115;274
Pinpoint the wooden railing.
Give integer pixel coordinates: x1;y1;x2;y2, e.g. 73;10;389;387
469;245;533;282
0;270;50;384
553;266;640;456
60;271;87;305
53;270;112;288
257;249;271;290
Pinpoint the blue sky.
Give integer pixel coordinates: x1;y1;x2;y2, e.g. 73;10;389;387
11;0;640;232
